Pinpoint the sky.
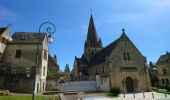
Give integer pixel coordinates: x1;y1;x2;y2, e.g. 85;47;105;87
0;0;170;71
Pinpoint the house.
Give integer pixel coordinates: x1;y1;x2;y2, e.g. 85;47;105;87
73;15;151;92
156;51;170;88
2;32;49;94
0;27;12;89
46;54;60;91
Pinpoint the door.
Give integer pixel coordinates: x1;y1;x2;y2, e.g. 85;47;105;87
126;77;134;92
37;83;39;93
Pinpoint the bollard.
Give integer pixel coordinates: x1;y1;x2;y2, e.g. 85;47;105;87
133;92;135;98
165;93;167;98
143;92;145;98
152;92;154;98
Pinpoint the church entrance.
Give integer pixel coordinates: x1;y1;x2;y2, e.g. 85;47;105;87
126;77;134;92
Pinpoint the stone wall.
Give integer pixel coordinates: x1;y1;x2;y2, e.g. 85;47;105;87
62;81;96;92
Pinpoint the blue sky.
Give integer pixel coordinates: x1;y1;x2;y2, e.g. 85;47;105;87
0;0;170;71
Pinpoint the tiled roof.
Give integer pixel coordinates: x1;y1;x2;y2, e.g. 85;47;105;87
157;53;170;65
10;32;46;44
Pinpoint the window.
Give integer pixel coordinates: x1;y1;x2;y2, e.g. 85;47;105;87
123;52;127;60
123;52;131;61
96;68;98;75
15;49;21;58
127;52;131;61
43;66;45;76
162;79;165;84
44;51;47;60
91;50;94;55
43;82;45;90
163;69;167;75
2;37;5;43
103;66;105;74
166;78;169;84
0;53;2;61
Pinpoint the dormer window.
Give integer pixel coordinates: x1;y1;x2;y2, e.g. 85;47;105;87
21;36;25;40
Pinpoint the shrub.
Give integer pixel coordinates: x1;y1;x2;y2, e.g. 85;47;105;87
166;87;170;91
110;87;120;96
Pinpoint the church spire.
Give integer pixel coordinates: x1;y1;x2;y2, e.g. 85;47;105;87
86;14;101;48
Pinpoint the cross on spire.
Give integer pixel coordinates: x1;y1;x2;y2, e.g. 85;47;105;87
90;8;93;14
122;28;125;33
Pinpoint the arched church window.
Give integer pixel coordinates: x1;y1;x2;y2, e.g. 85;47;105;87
123;52;131;61
91;50;94;55
166;78;169;84
162;79;165;84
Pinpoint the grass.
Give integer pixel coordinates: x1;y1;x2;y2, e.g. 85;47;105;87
0;96;44;100
104;92;119;98
153;89;170;94
0;95;60;100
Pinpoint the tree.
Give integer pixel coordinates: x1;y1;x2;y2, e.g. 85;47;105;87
64;64;70;81
64;64;70;73
149;61;156;69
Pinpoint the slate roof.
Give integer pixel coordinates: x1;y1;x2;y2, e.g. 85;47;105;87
157;52;170;65
89;32;145;66
75;56;88;65
85;15;102;48
89;38;120;66
0;27;7;35
48;54;58;68
10;32;46;44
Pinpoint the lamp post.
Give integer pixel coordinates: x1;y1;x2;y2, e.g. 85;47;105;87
32;22;56;100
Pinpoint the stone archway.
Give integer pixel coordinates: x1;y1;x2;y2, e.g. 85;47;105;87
126;77;134;92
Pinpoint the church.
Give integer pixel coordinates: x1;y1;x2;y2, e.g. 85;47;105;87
73;15;151;92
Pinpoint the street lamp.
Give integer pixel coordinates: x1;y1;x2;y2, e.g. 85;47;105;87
32;22;56;100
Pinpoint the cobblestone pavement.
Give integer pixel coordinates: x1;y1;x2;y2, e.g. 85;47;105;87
81;92;170;100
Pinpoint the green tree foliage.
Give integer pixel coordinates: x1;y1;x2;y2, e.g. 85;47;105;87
149;61;156;69
64;64;70;73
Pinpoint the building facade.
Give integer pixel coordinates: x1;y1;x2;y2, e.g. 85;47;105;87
0;27;12;89
2;32;49;94
156;52;170;88
73;15;151;92
0;27;11;61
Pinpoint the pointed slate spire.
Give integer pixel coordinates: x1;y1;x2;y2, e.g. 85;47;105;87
86;14;100;48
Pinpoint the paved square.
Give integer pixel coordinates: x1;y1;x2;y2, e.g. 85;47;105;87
82;92;170;100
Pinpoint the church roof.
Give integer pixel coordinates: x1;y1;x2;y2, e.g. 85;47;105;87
75;56;88;65
10;32;46;44
89;38;120;66
157;52;170;65
89;29;145;66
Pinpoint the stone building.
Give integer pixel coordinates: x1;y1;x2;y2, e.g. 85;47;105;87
73;15;151;92
0;27;12;89
46;54;59;90
156;52;170;88
0;27;11;61
2;32;49;94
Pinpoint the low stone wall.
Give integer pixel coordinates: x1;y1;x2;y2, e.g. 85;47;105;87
63;81;96;92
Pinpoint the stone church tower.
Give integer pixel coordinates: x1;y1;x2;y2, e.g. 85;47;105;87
73;15;151;92
84;15;102;62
